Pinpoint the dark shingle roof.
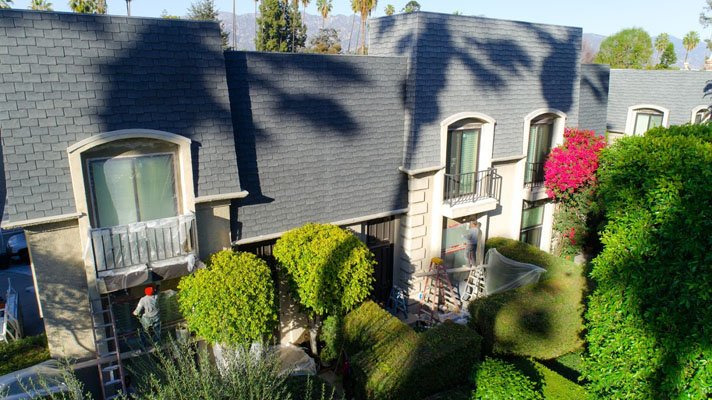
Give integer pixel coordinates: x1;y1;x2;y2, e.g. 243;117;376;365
226;52;408;240
0;9;241;224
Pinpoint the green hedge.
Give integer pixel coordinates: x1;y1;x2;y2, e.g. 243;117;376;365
344;301;482;400
467;238;585;359
583;128;712;398
471;358;542;400
470;357;586;400
0;335;50;376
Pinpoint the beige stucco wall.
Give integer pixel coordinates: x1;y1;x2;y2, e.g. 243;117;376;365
488;159;526;241
195;200;232;260
26;219;95;360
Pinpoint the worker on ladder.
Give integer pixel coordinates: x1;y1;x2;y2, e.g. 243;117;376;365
133;286;160;344
464;221;481;267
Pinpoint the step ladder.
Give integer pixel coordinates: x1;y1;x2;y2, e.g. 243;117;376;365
462;265;486;302
90;295;127;400
418;258;461;327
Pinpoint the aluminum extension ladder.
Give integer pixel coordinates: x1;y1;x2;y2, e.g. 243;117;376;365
89;295;127;400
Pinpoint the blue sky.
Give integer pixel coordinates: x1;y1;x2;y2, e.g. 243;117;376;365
10;0;710;37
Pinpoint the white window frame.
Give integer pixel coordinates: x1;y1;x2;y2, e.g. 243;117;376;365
522;109;567;158
690;105;710;124
624;104;670;136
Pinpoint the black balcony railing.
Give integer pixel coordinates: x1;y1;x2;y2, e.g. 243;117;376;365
90;214;197;274
444;168;502;206
524;162;546;188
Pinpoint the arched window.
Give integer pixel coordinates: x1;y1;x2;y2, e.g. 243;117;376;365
523;109;566;188
625;105;669;136
691;105;710;124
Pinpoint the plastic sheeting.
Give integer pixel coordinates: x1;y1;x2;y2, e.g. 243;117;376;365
213;343;317;377
483;249;546;296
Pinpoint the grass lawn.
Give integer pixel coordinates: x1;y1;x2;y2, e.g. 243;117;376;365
0;335;51;376
468;238;587;360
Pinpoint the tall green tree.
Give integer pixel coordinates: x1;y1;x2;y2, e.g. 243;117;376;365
654;33;670;64
384;4;394;16
69;0;104;13
683;30;700;67
255;0;306;52
29;0;53;10
594;27;653;69
0;0;12;8
658;42;677;69
700;0;712;28
351;0;377;55
309;27;341;53
187;0;230;49
401;0;420;13
316;0;332;27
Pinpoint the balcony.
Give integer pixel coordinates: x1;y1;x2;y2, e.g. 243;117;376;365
524;162;546;188
89;214;198;292
444;168;502;207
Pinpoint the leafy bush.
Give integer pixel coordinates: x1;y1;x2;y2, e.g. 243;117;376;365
0;335;50;375
178;250;278;345
545;128;606;256
344;301;482;400
320;314;343;363
645;121;712;142
470;357;586;400
468;238;585;359
471;358;542;400
274;223;375;317
583;129;712;399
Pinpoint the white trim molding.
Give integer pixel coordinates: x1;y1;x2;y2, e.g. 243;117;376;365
624;104;670;136
522;108;567;156
195;191;249;204
690;105;710;124
1;212;83;230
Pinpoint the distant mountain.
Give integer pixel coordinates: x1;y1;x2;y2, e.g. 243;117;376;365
219;11;362;52
583;32;709;69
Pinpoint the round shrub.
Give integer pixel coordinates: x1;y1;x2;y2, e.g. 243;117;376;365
471;358;542;400
178;250;278;345
273;223;375;317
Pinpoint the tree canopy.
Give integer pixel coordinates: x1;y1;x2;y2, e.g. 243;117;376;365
178;250;278;345
682;30;700;66
658;42;677;69
594;28;653;69
309;28;342;54
401;0;421;13
256;0;307;52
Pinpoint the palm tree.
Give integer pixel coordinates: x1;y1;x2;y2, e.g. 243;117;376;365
654;33;669;64
683;31;700;69
384;4;394;16
0;0;13;9
317;0;332;27
351;0;377;54
300;0;309;23
29;0;53;10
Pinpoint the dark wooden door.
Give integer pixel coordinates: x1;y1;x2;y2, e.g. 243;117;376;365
365;217;395;303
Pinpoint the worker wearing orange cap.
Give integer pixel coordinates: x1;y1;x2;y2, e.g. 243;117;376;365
133;286;160;343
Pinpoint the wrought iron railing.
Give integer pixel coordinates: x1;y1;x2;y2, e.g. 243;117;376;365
90;214;197;273
444;168;502;206
524;162;546;188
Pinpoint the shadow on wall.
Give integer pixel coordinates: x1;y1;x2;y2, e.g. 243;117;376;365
373;14;581;170
92;18;237;198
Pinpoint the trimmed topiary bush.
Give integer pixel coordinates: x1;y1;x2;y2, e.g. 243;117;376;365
583;126;712;399
344;301;482;400
178;250;278;345
471;358;542;400
467;238;585;359
274;223;375;354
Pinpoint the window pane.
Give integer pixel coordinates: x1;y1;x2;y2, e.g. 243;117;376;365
634;113;651;135
90;158;138;228
521;227;542;247
649;114;663;129
135;155;178;222
521;205;545;229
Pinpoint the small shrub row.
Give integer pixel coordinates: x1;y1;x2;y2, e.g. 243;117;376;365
0;334;50;376
467;238;585;359
343;301;482;400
